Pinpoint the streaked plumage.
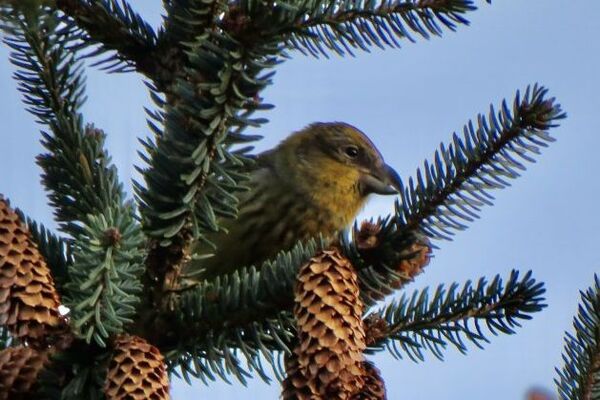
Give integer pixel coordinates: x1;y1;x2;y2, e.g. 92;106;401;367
186;122;401;279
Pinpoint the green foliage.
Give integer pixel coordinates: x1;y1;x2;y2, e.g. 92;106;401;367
178;239;321;332
35;344;107;400
162;0;228;44
2;8;146;347
64;207;146;347
168;240;321;383
170;264;546;385
344;85;565;307
3;10;98;235
238;0;483;57
555;275;600;400
395;84;565;240
59;0;158;73
171;314;294;385
136;31;279;246
366;270;546;361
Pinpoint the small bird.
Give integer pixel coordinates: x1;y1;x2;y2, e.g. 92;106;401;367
187;122;401;279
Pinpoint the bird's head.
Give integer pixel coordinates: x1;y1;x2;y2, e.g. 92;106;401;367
263;122;401;218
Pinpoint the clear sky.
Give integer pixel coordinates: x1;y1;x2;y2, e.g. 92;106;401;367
1;1;599;399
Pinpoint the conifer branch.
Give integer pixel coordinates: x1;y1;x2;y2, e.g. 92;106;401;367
167;314;294;385
64;210;146;347
35;340;107;399
2;9;146;347
343;222;432;306
555;275;600;400
166;224;429;348
163;259;545;385
395;84;565;241
136;33;280;322
55;0;159;74
176;240;319;334
136;37;278;244
162;0;228;44
234;0;484;57
365;270;546;362
3;10;106;235
341;85;565;306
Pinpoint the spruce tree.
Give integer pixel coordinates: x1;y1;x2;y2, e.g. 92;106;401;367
0;1;595;399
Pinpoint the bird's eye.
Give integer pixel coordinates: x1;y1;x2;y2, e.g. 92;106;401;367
344;146;359;159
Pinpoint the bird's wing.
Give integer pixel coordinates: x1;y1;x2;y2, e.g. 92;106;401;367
183;161;277;278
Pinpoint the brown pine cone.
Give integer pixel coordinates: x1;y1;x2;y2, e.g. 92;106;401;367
0;198;66;346
288;248;366;399
352;361;386;400
0;345;50;400
105;335;169;400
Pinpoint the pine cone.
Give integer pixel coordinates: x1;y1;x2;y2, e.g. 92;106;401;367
0;198;65;345
281;351;314;400
352;361;386;400
354;220;432;297
289;248;366;399
355;220;382;251
363;315;390;347
394;238;431;286
0;345;50;400
105;335;169;400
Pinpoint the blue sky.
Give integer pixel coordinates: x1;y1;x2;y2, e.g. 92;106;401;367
1;1;599;399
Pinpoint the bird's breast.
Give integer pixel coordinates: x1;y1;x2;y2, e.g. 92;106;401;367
232;181;358;266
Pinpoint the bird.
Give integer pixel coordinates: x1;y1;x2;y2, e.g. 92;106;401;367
186;122;402;279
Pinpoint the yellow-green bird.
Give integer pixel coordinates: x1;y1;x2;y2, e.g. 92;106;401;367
187;122;401;279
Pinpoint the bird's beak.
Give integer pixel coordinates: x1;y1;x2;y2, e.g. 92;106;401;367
360;163;402;196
